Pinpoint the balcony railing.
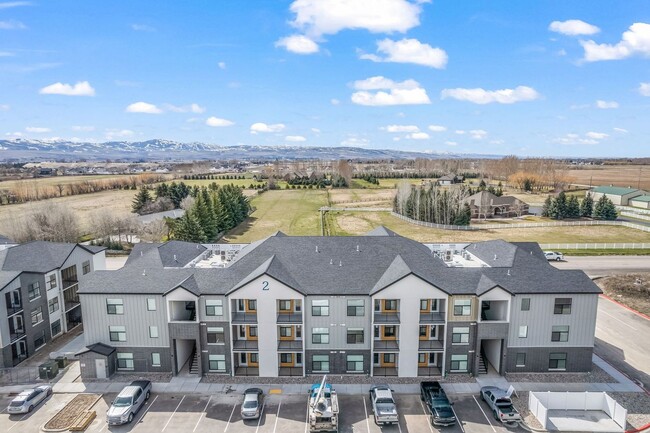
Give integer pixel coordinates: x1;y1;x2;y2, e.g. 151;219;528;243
6;304;23;316
373;312;400;323
418;366;442;376
232;340;258;351
419;312;446;323
278;367;303;376
276;313;302;323
373;367;398;376
234;366;259;376
62;280;78;290
278;340;303;350
9;331;26;343
373;339;399;350
418;339;444;351
65;299;81;313
231;312;258;323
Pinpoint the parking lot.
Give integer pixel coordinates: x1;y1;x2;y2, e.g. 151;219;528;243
0;391;525;433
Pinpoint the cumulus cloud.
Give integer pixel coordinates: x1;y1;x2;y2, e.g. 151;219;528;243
555;132;608;145
428;125;447;132
351;76;430;106
105;129;134;140
275;34;319;54
25;126;50;133
441;86;540;104
250;122;286;133
469;129;488;139
549;19;600;36
581;23;650;62
285;135;306;142
0;20;26;30
360;38;447;69
595;100;619;109
71;125;95;132
639;82;650;96
382;124;419;133
585;131;609;140
39;81;95;96
206;117;234;127
126;102;162;114
613;127;628;134
0;2;32;9
164;103;206;114
406;132;429;140
311;127;321;133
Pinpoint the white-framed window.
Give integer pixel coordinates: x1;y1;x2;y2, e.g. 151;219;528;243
347;328;364;344
451;327;470;344
518;325;528;338
279;326;292;337
347;299;364;316
28;282;41;301
346;355;364;372
106;298;124;315
453;299;471;316
48;297;60;314
51;319;62;337
31;306;43;325
312;328;329;344
34;330;46;349
207;327;225;344
117;353;134;370
147;298;156;311
48;274;57;290
551;325;569;342
205;300;223;316
312;355;329;372
151;353;161;367
280;353;293;364
312;300;329;316
450;354;468;372
109;325;126;342
521;298;530;311
149;326;159;338
279;300;292;311
82;260;91;275
209;354;226;372
516;353;526;367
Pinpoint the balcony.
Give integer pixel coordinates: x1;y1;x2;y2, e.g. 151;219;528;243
418;366;442;376
279;367;303;376
168;300;197;322
9;330;26;343
231;312;258;324
276;313;302;323
373;339;399;350
232;340;258;351
373;311;400;324
278;340;303;350
373;367;398;376
6;304;22;317
419;311;446;323
234;366;259;376
418;339;444;351
480;300;509;322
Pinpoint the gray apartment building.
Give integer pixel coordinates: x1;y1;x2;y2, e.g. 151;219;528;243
0;241;106;368
77;229;600;379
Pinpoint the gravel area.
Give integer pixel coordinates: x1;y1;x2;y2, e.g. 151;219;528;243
43;393;101;431
506;363;617;383
510;391;544;430
608;392;650;430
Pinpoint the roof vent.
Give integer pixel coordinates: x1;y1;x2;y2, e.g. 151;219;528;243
339;260;342;267
140;250;143;256
507;269;511;276
173;254;177;261
494;254;497;260
330;258;333;265
316;246;319;253
356;245;360;252
142;269;146;276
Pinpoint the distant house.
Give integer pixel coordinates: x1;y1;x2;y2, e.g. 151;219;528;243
36;168;57;177
465;191;529;219
437;174;464;186
589;186;646;206
628;195;650;210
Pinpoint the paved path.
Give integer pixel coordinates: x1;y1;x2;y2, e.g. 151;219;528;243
551;255;650;277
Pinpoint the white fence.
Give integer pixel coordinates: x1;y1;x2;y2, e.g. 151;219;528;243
621;211;650;221
529;391;627;431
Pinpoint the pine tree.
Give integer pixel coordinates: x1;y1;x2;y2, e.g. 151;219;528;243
566;195;581;218
593;194;618;220
132;186;152;213
541;196;552;217
453;203;472;226
581;193;594;217
174;212;207;243
554;191;567;220
495;182;503;197
478;179;487;191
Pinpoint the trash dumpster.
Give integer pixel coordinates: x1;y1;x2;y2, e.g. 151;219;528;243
55;356;69;369
39;360;59;379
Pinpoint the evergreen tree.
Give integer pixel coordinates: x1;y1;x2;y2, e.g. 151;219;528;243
453;203;472;226
581;193;594;217
554;191;567;220
541;196;552;218
495;182;503;197
566;195;581;218
132;186;152;213
593;194;618;220
478;179;487;191
173;212;207;243
192;191;218;241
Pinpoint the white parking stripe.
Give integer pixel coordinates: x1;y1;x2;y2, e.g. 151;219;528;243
193;395;212;432
224;403;238;432
7;412;31;431
418;399;435;433
136;395;158;424
304;397;310;433
162;395;185;432
451;405;465;433
472;395;496;433
362;395;370;433
255;402;266;433
272;400;282;433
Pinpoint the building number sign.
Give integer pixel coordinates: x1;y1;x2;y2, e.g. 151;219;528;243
262;280;269;291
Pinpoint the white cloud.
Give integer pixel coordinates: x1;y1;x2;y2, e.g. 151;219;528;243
360;38;447;69
39;81;95;96
218;62;226;70
595;100;619;109
469;129;488;139
105;129;134;139
126;101;163;114
0;20;26;30
330;98;340;105
71;125;95;132
455;130;466;135
614;127;628;133
311;127;321;133
445;141;457;146
586;131;609;140
555;132;608;145
206;117;234;127
275;34;319;54
0;104;9;111
164;103;206;113
285;135;306;142
5;131;22;137
340;136;369;147
382;124;419;133
0;2;32;9
250;122;286;133
25;126;50;133
428;124;446;132
351;76;430;106
0;51;14;57
131;24;156;32
288;0;423;37
549;19;600;36
406;132;429;140
581;23;650;62
441;85;540;104
639;82;650;96
557;49;567;56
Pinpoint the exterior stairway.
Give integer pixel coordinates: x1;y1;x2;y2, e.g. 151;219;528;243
478;350;488;375
189;347;199;374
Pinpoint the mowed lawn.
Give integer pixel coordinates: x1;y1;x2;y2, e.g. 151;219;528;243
222;189;328;243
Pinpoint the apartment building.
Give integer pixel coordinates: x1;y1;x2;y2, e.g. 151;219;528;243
77;230;600;379
0;241;106;368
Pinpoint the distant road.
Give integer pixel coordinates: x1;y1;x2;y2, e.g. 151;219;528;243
551;256;650;278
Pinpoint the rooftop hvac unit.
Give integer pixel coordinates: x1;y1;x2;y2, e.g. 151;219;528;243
444;250;453;261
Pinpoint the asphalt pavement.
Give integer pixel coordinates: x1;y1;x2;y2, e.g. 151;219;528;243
551;256;650;277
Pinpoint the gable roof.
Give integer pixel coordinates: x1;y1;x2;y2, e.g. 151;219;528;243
465;191;523;207
592;186;644;196
629;195;650;203
125;240;206;268
1;241;102;273
364;226;400;237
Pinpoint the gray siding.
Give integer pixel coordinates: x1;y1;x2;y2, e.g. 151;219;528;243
508;294;598;347
61;246;97;282
505;347;592;372
305;349;370;375
198;295;229;322
305;296;371;350
446;321;477;375
200;321;232;375
21;273;52;356
0;276;21;350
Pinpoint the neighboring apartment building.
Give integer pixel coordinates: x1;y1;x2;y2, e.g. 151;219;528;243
77;230;600;379
0;241;106;368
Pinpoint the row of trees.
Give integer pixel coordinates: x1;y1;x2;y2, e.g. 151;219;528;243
356;174;380;185
542;193;617;220
393;182;472;226
182;174;246;180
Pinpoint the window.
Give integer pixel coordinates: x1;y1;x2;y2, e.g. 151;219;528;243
106;298;124;315
312;355;329;372
151;353;161;367
554;298;572;315
551;325;569;342
146;298;156;311
149;326;159;338
549;353;567;370
418;353;426;364
279;300;292;311
347;299;364;316
312;328;329;344
521;298;530;311
383;300;397;311
209;354;226;372
28;282;41;301
247;300;257;311
48;297;60;314
249;326;258;337
419;326;427;338
346;355;364;372
453;299;471;316
34;330;46;349
452;327;470;344
31;306;43;325
280;353;293;364
250;353;259;364
450;354;468;372
48;274;57;290
518;325;528;338
109;325;126;342
205;300;223;316
117;353;134;370
347;328;364;344
296;353;302;365
207;327;225;344
516;353;526;367
51;319;61;336
82;260;91;275
383;326;396;338
279;326;292;338
420;299;429;311
383;353;396;364
312;300;329;316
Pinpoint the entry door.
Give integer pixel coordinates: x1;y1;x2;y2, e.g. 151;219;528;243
95;359;107;379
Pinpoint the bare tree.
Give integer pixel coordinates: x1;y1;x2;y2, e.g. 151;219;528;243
9;202;81;243
180;195;195;210
138;219;167;242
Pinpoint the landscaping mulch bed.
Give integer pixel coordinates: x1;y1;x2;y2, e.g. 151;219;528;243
43;393;101;432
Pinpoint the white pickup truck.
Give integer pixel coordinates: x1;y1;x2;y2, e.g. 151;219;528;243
480;386;521;423
369;385;398;425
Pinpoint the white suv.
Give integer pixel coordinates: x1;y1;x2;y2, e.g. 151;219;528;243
544;251;564;261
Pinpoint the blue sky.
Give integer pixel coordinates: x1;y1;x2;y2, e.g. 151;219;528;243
1;0;649;157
